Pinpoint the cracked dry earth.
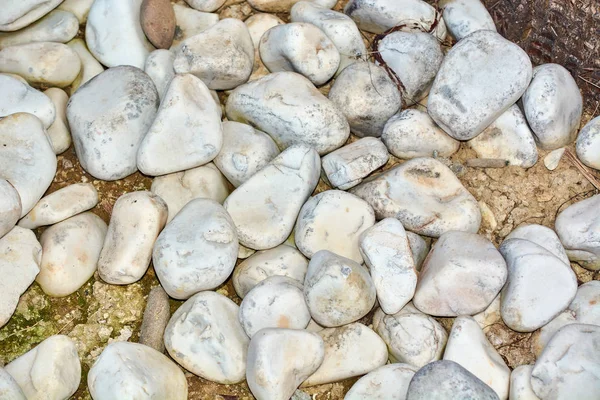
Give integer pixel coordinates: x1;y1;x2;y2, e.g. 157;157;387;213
1;0;599;399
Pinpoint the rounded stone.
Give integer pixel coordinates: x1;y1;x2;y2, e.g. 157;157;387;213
576;116;600;170
0;179;21;239
141;0;176;49
345;363;417;400
0;74;56;128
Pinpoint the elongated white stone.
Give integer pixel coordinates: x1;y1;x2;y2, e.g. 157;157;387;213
0;74;55;128
66;38;104;94
510;365;540;400
0;10;78;49
43;87;71;154
0;0;65;32
345;363;417;400
171;4;219;49
441;0;496;40
144;49;175;101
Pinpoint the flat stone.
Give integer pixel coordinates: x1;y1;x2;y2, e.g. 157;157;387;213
295;190;375;263
0;113;57;217
442;0;496;40
144;49;175;100
304;250;376;327
184;0;226;12
232;244;308;298
213;121;280;188
576;116;600;170
359;218;417;314
505;223;569;264
406;360;500;400
44;87;71;154
555;194;600;270
141;0;175;49
544;148;565;170
510;365;540;400
303;323;388;386
499;238;577;332
0;10;78;49
67;66;159;181
531;324;600;400
0;227;40;328
0;0;65;32
151;163;231;223
224;145;320;250
89;342;187;398
444;316;510;399
373;304;447;368
98;191;167;285
291;2;366;75
66;38;105;94
57;0;95;23
164;291;249;384
0;180;21;239
407;232;431;271
247;328;324;400
0;367;26;400
522;63;583;150
137;73;222;176
328;61;401;137
18;182;98;229
171;4;219;49
0;74;55;128
5;335;81;400
226;71;349;155
345;363;417;400
428;30;532;140
139;286;171;353
37;212;107;297
321;137;389;190
0;42;80;87
467;104;538;168
350;157;481;237
382;109;459;159
153;198;238;299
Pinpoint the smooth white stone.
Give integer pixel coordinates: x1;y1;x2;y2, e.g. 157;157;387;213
295;190;375;263
510;365;540;400
67;66;159;181
224;145;320;250
37;212;107;297
239;276;310;337
350;157;481;237
213;121;280;188
328;61;401;137
164;291;249;384
441;0;496;40
345;363;417;400
137;74;222;176
144;49;175;100
359;218;417;314
0;10;78;49
5;335;81;400
505;223;569;264
57;0;94;23
303;323;387;386
444;316;510;400
382;109;459;159
406;232;430;270
304;250;376;327
555;194;600;270
233;244;308;298
0;113;57;217
0;74;55;128
428;30;532;140
0;227;40;328
499;238;577;332
226;72;350;155
291;2;366;75
373;304;447;368
259;23;339;86
174;18;254;90
88;341;187;400
153;198;238;299
66;38;105;94
247;0;336;12
18;183;98;229
0;0;65;32
321;137;389;190
86;0;154;69
473;294;502;329
171;4;219;49
0;42;80;87
247;328;324;400
531;324;600;400
544;148;565;170
467;104;538;168
43;87;70;154
0;180;21;239
184;0;225;12
523;63;583;150
246;13;284;49
151;163;231;223
378;32;444;105
407;360;500;400
576;116;600;170
98;191;167;285
0;367;26;400
238;244;256;259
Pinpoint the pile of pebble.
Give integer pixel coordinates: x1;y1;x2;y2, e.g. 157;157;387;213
0;0;599;399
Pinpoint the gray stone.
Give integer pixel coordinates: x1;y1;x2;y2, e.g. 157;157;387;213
0;74;55;128
441;0;496;40
139;286;171;353
576;116;600;170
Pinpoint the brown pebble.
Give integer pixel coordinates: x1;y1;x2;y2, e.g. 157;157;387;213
139;286;171;353
141;0;176;49
465;158;509;168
